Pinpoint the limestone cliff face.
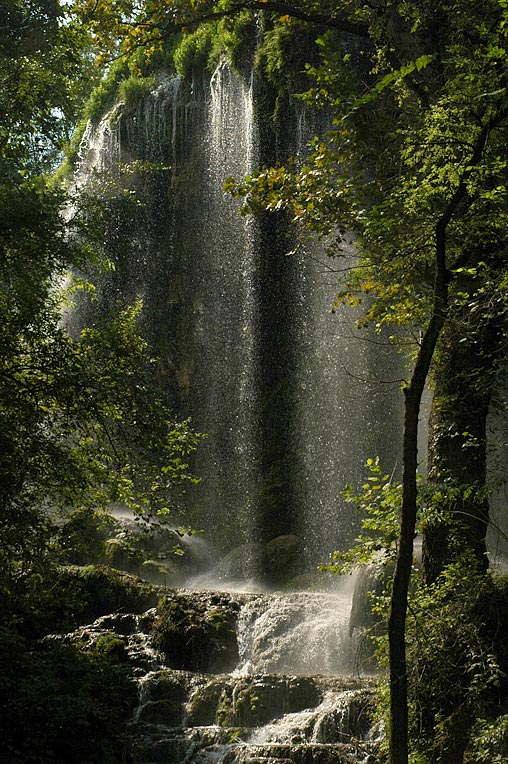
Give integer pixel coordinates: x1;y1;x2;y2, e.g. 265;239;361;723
74;52;403;575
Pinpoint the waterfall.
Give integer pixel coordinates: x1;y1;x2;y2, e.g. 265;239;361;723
74;59;404;584
63;65;397;762
234;587;357;675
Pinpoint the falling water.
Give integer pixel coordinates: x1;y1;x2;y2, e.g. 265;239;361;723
190;60;261;564
101;588;380;764
289;239;404;566
73;58;403;582
63;49;399;764
234;587;357;676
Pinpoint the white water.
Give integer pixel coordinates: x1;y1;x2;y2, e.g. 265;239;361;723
248;687;372;745
196;59;261;556
123;586;377;764
66;51;394;764
235;588;356;676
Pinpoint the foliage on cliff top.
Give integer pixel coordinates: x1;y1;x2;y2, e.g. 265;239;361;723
172;12;257;77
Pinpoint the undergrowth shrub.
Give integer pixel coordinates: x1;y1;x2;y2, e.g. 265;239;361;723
0;626;137;764
327;459;508;762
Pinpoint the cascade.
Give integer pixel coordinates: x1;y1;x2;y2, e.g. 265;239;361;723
193;60;260;561
75;58;403;583
62;587;380;763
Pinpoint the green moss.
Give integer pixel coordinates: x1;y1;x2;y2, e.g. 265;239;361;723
56;57;146;178
173;13;257;79
54;19;315;185
91;631;129;662
61;564;160;624
210;13;258;75
55;59;129;179
216;687;232;727
216;677;323;728
118;75;155;110
152;593;239;672
254;21;320;119
18;564;160;637
53;119;87;182
187;679;225;725
84;58;130;124
174;26;216;77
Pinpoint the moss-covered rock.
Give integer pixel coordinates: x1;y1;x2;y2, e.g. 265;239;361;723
152;591;240;673
137;698;185;726
130;735;189;764
187;678;228;726
263;534;301;584
141;670;188;702
216;675;321;728
46;565;161;632
103;536;144;574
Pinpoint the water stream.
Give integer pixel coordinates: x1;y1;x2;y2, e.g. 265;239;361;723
69;57;393;762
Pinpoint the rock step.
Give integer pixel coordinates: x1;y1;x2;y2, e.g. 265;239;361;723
130;736;378;764
221;742;379;764
136;670;374;731
129;725;380;764
130;670;376;763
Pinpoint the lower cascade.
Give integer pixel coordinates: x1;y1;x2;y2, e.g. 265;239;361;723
61;585;379;764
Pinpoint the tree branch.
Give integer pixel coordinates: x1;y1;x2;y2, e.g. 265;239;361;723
153;1;369;37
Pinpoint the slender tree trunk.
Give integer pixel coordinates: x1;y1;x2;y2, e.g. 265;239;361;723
389;219;449;764
388;112;499;764
389;287;447;763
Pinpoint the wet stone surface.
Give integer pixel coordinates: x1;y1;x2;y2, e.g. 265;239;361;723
125;591;379;763
55;587;380;763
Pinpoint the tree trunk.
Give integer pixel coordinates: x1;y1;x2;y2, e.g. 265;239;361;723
388;315;446;763
388;112;499;764
422;316;500;583
388;220;449;764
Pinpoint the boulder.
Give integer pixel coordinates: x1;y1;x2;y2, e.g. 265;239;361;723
152;591;241;673
262;535;301;585
213;542;265;583
217;676;321;728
